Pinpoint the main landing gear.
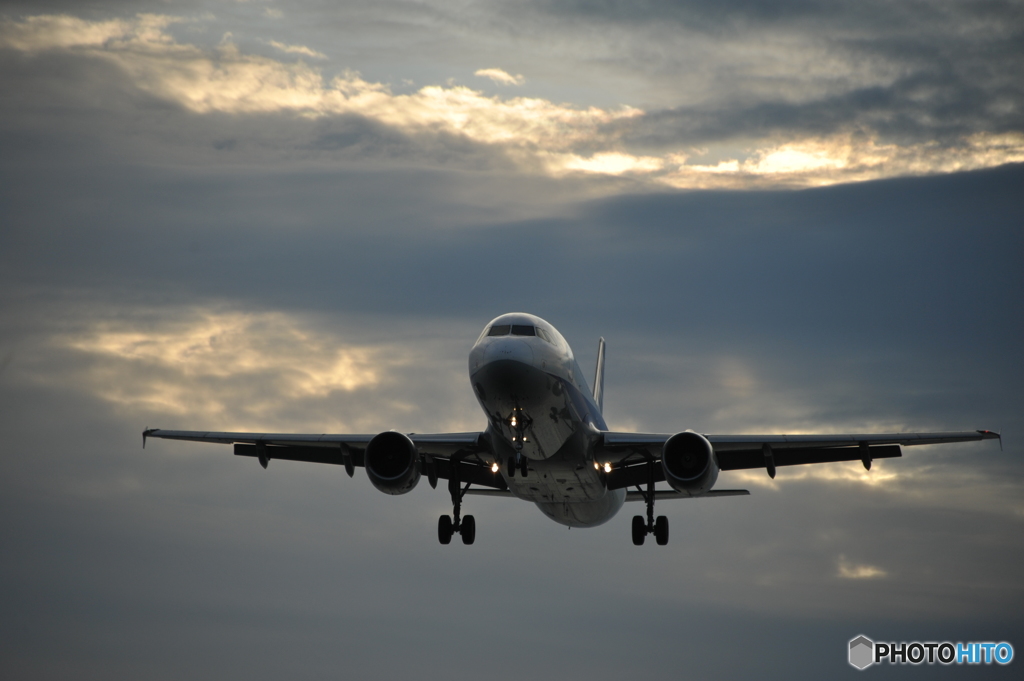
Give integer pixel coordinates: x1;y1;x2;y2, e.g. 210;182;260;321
438;513;475;545
632;514;669;546
439;463;475;545
632;463;669;546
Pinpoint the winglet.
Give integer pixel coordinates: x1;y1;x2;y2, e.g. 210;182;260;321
143;428;156;449
593;337;606;414
977;430;1003;451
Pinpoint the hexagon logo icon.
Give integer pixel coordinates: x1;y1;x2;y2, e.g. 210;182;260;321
849;635;874;670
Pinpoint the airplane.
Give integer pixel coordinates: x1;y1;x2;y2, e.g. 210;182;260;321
143;312;1001;546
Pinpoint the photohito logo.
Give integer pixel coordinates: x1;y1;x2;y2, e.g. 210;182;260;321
848;635;1014;670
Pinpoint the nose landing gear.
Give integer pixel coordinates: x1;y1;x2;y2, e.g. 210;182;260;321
507;452;529;478
505;407;531;478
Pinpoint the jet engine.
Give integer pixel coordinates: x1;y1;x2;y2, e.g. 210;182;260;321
661;431;719;495
364;431;421;495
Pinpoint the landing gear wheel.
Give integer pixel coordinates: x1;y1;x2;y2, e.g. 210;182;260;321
631;515;646;546
461;515;476;545
655;515;669;546
507;456;516;478
519;456;528;478
438;515;453;545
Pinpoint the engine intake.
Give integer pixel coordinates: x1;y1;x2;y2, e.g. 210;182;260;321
661;431;719;495
364;431;421;495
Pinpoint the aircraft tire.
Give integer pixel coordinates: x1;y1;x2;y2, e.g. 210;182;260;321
461;515;476;545
631;515;646;545
507;457;515;478
520;456;528;477
655;515;669;545
438;515;453;544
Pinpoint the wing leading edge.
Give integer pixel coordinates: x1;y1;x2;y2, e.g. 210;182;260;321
597;430;1000;491
142;428;506;490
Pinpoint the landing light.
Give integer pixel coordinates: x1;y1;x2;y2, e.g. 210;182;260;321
510;416;517;427
491;462;499;473
603;462;612;473
594;461;600;470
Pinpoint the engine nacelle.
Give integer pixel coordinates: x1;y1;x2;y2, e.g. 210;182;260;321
364;431;421;495
661;431;719;495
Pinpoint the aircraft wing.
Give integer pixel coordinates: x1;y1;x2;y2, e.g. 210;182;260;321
142;428;505;489
596;430;1000;490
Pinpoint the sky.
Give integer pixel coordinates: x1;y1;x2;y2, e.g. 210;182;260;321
1;1;1022;679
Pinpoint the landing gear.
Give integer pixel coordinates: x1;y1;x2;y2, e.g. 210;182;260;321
461;515;476;545
632;515;646;545
438;515;453;544
631;513;670;546
631;462;670;546
655;515;669;546
437;513;475;545
507;407;530;478
439;461;477;545
507;453;529;478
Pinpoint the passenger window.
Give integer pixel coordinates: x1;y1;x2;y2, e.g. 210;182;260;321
511;325;536;336
487;325;511;336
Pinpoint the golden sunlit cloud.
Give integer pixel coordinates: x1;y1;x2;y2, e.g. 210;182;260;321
549;151;664;175
662;133;1024;189
3;14;1022;188
729;462;900;489
269;40;325;60
57;311;385;425
474;68;525;86
837;555;888;579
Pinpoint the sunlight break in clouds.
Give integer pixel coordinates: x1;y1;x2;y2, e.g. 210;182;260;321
474;68;525;86
837;555;888;580
3;14;1023;188
60;311;383;424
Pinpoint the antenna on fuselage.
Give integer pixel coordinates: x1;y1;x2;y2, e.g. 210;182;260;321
593;337;606;414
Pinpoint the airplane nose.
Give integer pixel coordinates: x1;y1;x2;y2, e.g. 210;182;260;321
483;338;534;366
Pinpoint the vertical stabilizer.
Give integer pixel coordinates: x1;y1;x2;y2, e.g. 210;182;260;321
593;337;606;414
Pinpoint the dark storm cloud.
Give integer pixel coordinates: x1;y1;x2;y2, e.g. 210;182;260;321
532;0;1024;27
620;70;1024;149
531;0;1024;146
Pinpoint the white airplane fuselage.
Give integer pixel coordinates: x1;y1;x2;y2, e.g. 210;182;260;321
468;312;625;527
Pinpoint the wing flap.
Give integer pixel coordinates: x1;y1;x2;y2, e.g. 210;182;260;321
625;489;750;501
718;444;902;470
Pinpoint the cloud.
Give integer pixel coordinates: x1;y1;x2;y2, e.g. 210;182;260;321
474;67;524;86
0;12;180;51
660;132;1024;189
269;39;325;60
2;12;1023;189
837;555;887;580
51;309;386;427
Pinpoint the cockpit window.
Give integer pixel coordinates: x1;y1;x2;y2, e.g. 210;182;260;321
511;325;536;336
487;325;511;336
535;327;553;344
